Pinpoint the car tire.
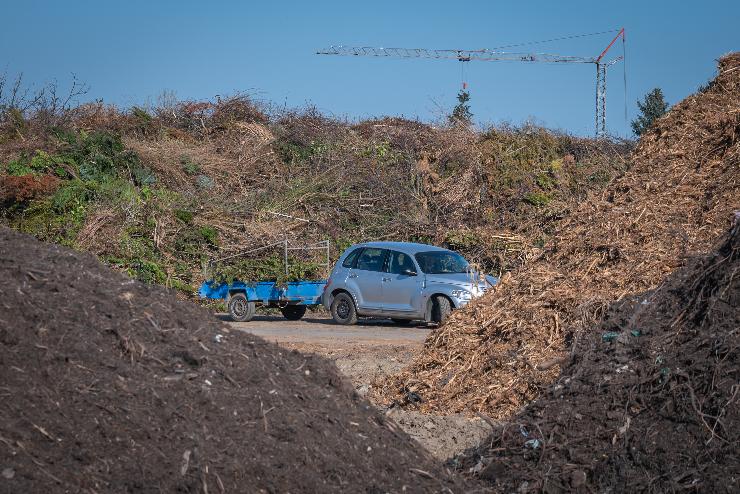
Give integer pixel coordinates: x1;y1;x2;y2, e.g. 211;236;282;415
391;318;412;326
228;293;256;322
331;292;358;325
281;305;307;321
432;295;452;325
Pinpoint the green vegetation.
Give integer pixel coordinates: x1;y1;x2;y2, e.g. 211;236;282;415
180;155;200;175
449;89;473;126
211;254;325;286
631;88;669;136
523;192;551;207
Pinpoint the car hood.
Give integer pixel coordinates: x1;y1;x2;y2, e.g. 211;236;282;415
424;272;498;292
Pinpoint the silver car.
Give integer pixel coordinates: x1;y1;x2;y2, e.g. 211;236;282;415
322;241;497;325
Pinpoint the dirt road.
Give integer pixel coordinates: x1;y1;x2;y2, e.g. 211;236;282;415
228;315;431;345
226;314;492;461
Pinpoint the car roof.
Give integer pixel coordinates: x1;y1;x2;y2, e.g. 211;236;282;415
351;241;452;255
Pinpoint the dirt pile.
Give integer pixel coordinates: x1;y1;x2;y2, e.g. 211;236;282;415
457;217;739;492
379;52;740;417
0;227;469;493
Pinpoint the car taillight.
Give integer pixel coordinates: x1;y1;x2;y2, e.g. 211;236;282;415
323;279;332;293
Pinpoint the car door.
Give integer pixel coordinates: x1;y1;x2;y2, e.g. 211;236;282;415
380;250;423;316
348;247;388;311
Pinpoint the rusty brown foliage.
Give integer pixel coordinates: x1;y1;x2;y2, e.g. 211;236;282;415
0;174;60;203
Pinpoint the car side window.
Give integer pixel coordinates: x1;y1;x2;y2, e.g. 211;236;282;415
388;250;416;275
355;248;387;272
342;248;363;268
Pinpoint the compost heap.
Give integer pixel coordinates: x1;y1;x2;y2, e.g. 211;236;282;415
0;227;468;493
379;52;740;418
458;216;739;492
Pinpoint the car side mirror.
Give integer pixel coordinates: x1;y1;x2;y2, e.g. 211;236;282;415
402;269;417;276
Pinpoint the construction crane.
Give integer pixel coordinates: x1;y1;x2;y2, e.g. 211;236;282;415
317;28;626;138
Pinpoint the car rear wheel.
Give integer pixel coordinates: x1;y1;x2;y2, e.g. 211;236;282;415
331;292;358;325
432;295;452;325
281;305;307;321
228;293;255;322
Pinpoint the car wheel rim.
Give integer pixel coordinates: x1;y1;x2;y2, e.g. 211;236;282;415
337;299;350;319
232;299;246;317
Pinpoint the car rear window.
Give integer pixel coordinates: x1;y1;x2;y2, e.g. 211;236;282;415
341;248;363;268
355;248;387;272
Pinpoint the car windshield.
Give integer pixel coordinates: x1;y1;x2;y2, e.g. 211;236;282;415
414;251;469;274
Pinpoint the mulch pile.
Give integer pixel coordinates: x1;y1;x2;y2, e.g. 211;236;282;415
457;216;739;492
0;227;470;493
378;52;740;419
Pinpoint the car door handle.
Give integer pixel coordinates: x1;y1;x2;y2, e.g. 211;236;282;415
382;277;391;282
349;273;358;278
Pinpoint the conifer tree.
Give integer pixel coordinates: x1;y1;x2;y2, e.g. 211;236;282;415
631;88;669;136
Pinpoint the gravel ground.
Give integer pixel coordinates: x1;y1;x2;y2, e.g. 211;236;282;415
229;314;493;461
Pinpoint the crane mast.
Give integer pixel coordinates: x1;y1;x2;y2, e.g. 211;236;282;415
317;28;625;138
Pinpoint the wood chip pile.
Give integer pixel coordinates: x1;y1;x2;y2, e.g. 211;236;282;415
378;52;740;418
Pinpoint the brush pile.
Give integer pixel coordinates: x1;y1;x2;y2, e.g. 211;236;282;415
0;227;469;493
1;83;628;293
458;216;739;492
379;53;740;417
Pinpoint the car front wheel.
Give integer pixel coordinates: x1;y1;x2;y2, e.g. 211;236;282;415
431;295;452;325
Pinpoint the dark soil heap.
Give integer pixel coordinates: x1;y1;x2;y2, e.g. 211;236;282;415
0;227;468;493
379;52;740;418
458;218;739;492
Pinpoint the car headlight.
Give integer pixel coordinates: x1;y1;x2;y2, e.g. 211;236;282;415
451;289;472;299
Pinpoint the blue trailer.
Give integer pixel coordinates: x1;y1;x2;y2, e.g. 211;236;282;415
199;239;330;322
199;279;327;322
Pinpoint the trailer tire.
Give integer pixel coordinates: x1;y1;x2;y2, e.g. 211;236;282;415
431;295;452;325
228;293;256;322
281;305;307;321
331;292;358;325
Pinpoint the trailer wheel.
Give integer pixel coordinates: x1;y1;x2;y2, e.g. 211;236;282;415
431;295;452;325
281;305;307;321
228;293;255;322
331;292;357;325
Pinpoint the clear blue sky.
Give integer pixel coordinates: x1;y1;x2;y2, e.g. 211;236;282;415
3;0;738;137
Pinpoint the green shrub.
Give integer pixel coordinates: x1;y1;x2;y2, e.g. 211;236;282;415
174;209;194;224
16;196;86;246
535;172;557;190
51;180;92;213
524;192;551;207
212;254;323;284
444;230;481;249
131;106;152;122
180;156;200;175
50;127;78;145
276;140;329;164
30;151;54;172
198;226;218;245
128;259;166;284
169;278;194;294
5;156;33;176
